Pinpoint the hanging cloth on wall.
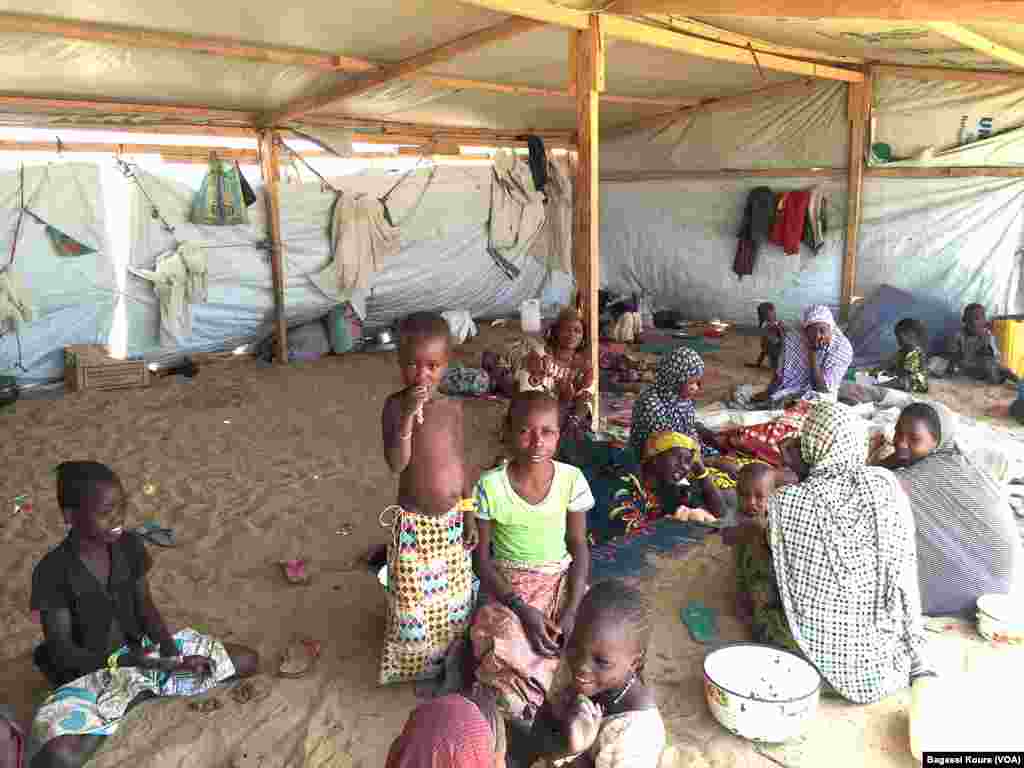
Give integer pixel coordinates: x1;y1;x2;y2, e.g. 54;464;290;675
769;190;811;256
22;209;95;258
312;192;400;295
0;270;32;334
487;149;546;281
802;186;828;254
236;162;257;208
526;136;548;199
129;242;208;346
734;186;775;279
191;158;249;226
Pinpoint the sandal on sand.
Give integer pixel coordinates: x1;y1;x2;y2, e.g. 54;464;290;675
229;679;271;705
279;559;310;585
188;697;223;714
278;636;321;679
134;522;176;548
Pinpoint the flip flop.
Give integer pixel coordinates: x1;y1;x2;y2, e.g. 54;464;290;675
279;558;310;585
682;600;719;644
278;636;321;679
133;522;176;547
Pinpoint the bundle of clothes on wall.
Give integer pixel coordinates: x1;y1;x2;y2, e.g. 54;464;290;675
733;185;829;279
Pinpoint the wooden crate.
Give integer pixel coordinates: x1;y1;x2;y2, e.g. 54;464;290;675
64;345;150;393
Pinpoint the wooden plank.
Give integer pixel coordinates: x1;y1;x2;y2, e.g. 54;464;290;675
0;11;704;108
601;16;863;82
574;14;602;430
451;0;588;29
603;166;1024;181
605;0;1024;22
0;12;375;71
456;1;862;81
875;64;1024;83
926;22;1024;69
842;70;870;322
635;13;863;65
0;94;250;123
606;77;814;138
602;167;843;181
867;166;1024;177
257;130;288;365
264;17;544;124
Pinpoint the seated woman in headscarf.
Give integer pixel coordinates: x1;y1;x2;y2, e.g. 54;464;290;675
883;402;1019;617
751;305;853;406
386;688;505;768
629;347;739;487
483;306;595;446
736;400;931;704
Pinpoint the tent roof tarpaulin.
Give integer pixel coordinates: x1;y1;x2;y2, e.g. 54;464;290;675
0;0;1021;135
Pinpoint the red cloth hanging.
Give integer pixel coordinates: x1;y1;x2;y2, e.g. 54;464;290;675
768;190;812;255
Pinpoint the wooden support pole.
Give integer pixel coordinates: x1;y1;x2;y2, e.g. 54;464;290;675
841;67;871;322
257;130;288;364
574;14;603;429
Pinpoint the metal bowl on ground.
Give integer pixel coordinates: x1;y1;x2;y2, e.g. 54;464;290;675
362;328;397;352
704;642;821;743
976;594;1024;644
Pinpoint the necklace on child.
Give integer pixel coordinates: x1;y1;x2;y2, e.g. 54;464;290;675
594;673;636;710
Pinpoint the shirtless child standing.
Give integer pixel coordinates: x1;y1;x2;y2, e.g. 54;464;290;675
379;311;477;685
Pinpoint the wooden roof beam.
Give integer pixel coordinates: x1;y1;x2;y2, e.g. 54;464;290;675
926;23;1024;69
0;12;376;72
605;0;1024;22
0;12;693;110
610;10;863;65
875;64;1024;82
458;1;862;81
263;16;545;125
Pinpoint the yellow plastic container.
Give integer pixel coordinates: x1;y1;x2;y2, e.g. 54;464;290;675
992;318;1024;377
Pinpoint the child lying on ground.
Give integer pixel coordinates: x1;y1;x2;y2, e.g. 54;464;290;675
29;461;258;768
380;311;477;685
510;580;666;768
949;303;1018;385
873;318;929;393
471;392;592;726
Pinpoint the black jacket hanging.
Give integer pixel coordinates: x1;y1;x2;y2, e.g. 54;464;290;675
526;135;548;198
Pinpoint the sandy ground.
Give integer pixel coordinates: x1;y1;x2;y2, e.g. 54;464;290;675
0;326;1020;767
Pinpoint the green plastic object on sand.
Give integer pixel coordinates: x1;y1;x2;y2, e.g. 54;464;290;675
682;600;719;644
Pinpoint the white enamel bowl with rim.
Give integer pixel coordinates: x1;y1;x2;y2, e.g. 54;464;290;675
976;594;1024;645
704;643;822;743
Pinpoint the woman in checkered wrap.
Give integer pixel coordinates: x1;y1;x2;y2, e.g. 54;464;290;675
767;400;931;704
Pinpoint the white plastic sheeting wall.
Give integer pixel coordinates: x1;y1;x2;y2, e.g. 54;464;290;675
0;163;114;382
600;177;846;325
123;162;572;366
600;174;1024;326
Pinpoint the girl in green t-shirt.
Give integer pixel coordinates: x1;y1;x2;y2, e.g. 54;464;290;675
470;392;594;726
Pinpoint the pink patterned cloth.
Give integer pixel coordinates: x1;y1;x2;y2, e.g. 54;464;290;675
386;694;494;768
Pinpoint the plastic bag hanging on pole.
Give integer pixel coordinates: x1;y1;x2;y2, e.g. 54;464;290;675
190;157;249;225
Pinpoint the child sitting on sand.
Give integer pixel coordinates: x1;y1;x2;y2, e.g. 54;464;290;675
484;307;595;448
727;463;793;648
748;302;784;371
873;318;929;393
380;311;477;685
949;303;1018;384
471;392;592;726
602;431;725;541
511;580;666;768
29;461;258;768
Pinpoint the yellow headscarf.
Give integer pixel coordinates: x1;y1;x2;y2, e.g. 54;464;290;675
642;431;699;462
